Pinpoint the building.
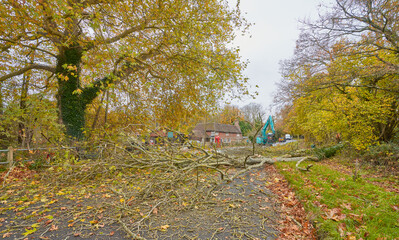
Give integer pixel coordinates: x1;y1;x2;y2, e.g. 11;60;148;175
149;130;185;144
191;122;243;144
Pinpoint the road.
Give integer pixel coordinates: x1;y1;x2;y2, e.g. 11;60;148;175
272;139;296;146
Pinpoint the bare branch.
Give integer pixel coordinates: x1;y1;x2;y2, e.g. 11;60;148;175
0;64;56;82
85;23;151;51
0;38;57;57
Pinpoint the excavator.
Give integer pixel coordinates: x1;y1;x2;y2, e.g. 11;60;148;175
256;115;275;145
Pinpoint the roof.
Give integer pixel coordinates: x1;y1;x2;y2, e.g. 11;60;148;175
193;122;242;134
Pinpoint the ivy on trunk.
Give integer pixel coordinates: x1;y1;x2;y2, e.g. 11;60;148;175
56;46;107;139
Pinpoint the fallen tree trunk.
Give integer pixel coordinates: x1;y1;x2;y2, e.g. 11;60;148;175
244;156;319;165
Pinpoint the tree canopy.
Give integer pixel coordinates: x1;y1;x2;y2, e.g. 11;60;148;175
275;0;399;149
0;0;250;140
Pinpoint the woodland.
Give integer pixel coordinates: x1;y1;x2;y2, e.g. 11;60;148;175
0;0;398;239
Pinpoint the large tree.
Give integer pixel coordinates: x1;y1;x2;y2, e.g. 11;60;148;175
0;0;249;139
276;0;399;146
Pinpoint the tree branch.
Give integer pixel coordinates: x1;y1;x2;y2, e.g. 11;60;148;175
0;38;57;57
85;23;149;51
0;64;56;82
81;47;161;105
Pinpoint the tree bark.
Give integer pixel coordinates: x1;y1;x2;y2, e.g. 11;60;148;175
56;45;86;139
56;45;116;139
18;74;29;145
0;81;3;115
0;82;6;148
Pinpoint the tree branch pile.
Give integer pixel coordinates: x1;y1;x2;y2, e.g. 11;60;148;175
40;132;319;239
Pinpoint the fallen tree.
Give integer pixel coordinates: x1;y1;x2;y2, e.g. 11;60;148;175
4;129;319;239
245;155;319;171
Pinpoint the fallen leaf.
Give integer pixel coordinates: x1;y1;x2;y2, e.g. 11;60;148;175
22;227;37;236
349;213;363;223
2;233;12;238
109;231;115;236
49;224;58;231
326;208;346;221
90;220;98;225
153;207;158;215
45;219;53;225
341;203;352;210
160;224;170;231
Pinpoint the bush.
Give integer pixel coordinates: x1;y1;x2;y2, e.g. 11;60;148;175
362;142;399;165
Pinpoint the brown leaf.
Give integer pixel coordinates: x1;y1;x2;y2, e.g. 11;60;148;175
109;231;115;236
349;213;363;223
341;203;352;210
326;208;346;221
49;224;58;231
152;207;158;215
2;233;12;238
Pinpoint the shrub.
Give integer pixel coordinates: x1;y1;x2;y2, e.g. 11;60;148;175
362;142;399;165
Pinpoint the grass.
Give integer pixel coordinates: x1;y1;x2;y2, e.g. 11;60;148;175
275;160;399;240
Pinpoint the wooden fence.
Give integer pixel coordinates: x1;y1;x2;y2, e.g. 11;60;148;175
0;146;76;168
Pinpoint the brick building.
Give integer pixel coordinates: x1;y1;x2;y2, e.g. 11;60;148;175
191;122;243;144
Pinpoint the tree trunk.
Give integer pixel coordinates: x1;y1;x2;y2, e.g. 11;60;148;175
377;101;399;142
90;92;105;131
0;81;3;115
56;45;112;139
18;74;29;145
0;81;7;148
104;90;109;126
56;46;86;139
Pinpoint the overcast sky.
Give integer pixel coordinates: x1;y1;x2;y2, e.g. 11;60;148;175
229;0;335;113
